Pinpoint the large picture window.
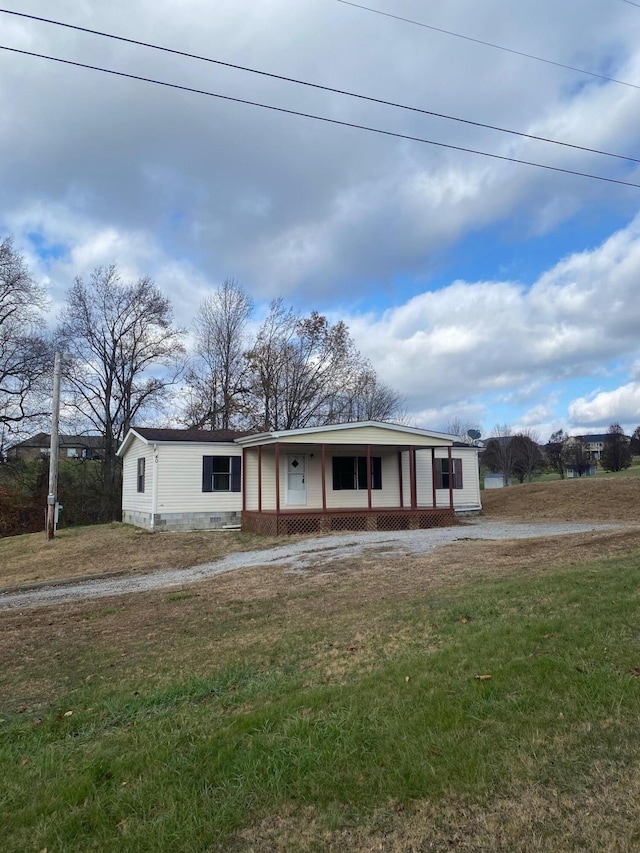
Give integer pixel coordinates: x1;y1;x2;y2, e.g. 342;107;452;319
332;456;382;490
436;458;463;490
202;455;241;492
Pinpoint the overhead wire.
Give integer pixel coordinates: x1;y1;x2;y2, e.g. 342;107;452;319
2;44;640;190
0;7;639;165
337;0;640;91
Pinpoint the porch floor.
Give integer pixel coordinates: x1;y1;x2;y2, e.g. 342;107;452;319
242;507;456;536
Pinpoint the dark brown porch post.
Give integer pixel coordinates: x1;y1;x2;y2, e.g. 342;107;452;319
398;450;404;508
258;445;263;512
409;444;417;509
447;445;454;510
242;447;247;511
366;444;372;509
431;447;437;508
321;443;327;510
275;442;281;514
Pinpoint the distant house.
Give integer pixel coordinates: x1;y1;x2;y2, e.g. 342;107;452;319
576;433;631;461
6;432;104;462
566;462;597;478
117;421;482;534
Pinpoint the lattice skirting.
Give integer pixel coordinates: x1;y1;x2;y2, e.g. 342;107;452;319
242;508;456;536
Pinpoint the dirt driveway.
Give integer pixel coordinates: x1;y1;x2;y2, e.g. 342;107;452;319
0;519;623;611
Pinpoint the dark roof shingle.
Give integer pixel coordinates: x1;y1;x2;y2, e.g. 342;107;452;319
133;427;253;443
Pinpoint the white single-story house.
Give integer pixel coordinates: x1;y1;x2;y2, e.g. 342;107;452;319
117;421;482;534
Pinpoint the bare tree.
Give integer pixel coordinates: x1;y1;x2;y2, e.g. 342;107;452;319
183;292;402;432
545;429;568;479
0;237;51;445
245;302;362;431
244;299;293;431
481;424;514;485
330;364;403;423
183;279;253;429
59;265;186;492
601;422;632;472
511;430;543;483
562;436;591;477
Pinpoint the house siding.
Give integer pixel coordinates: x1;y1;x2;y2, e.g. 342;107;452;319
431;447;481;510
122;435;154;518
155;442;242;515
244;449;259;511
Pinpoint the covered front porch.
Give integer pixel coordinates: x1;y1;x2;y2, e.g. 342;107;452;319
238;426;461;535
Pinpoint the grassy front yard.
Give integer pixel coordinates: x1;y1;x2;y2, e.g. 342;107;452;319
2;524;640;851
0;523;286;589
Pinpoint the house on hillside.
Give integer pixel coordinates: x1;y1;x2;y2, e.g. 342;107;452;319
6;432;105;462
117;421;482;534
576;433;631;461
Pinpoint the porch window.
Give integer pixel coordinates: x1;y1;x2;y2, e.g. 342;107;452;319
332;456;382;490
202;455;241;492
436;458;463;489
137;457;145;493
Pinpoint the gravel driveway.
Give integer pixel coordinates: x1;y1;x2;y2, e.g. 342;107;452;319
0;519;621;611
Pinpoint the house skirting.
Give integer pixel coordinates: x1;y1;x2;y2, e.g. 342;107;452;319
241;507;456;536
122;509;242;531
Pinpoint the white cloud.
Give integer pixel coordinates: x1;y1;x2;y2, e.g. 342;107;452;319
344;216;640;417
568;383;640;429
2;0;640;299
2;0;640;432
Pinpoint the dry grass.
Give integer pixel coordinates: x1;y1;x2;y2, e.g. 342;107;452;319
4;524;640;713
237;763;640;852
3;476;640;851
0;523;286;590
4;525;640;851
482;475;640;523
3;473;639;592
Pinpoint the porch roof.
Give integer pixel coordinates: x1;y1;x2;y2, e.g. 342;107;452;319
235;420;456;449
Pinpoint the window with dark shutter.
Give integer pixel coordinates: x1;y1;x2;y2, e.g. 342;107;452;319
231;456;241;492
202;455;242;492
137;457;145;493
436;458;463;489
202;456;214;492
357;456;367;490
371;456;382;490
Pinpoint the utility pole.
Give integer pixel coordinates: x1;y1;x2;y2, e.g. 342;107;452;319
46;351;62;541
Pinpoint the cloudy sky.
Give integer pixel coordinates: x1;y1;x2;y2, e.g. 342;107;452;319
2;0;640;439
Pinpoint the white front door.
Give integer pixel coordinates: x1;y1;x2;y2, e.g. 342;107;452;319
286;454;307;505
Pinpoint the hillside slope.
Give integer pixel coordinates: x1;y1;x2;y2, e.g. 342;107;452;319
481;476;640;523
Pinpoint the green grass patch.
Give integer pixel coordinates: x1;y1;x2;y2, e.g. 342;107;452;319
2;553;640;850
530;458;640;483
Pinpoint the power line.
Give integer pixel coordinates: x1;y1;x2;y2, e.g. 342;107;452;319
0;7;638;166
337;0;640;91
620;0;640;8
2;44;640;190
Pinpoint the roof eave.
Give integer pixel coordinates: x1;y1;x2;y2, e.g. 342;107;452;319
116;428;149;457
